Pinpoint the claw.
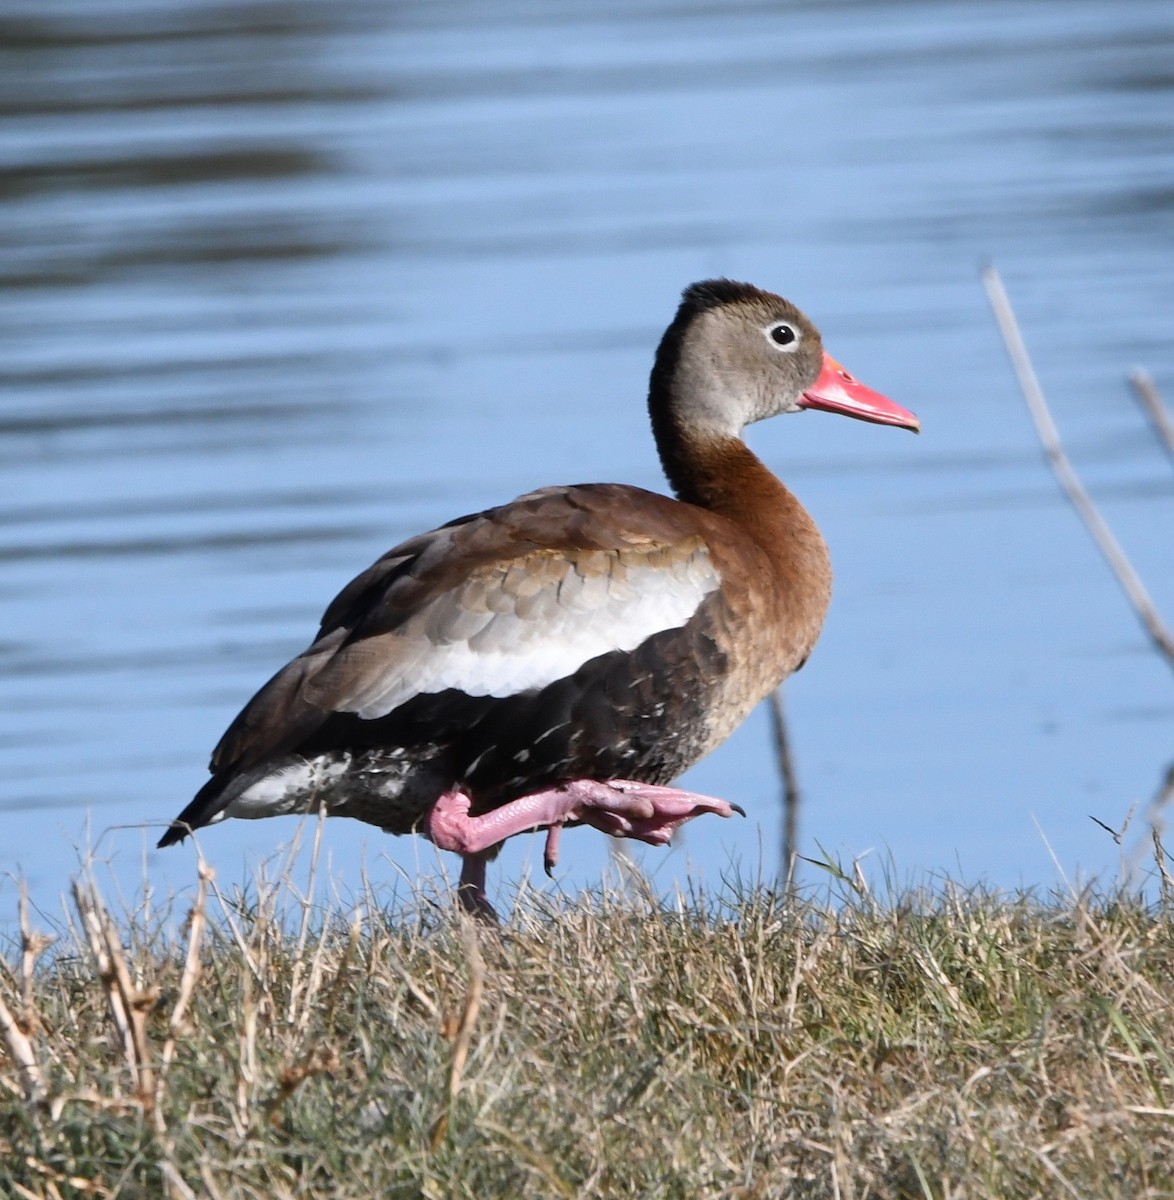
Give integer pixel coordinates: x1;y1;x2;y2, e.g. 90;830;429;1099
543;824;562;877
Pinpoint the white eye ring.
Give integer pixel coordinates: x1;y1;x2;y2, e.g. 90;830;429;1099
764;322;801;352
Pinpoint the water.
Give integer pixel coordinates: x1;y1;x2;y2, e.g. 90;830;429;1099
2;0;1172;929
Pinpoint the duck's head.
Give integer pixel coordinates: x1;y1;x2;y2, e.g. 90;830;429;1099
651;279;920;438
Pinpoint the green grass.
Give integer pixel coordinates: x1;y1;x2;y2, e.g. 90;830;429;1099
3;853;1174;1199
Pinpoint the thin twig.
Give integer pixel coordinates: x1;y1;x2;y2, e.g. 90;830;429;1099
1088;815;1122;845
982;266;1174;673
1129;369;1174;466
767;687;801;890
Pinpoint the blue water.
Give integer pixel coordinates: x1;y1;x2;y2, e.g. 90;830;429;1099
2;0;1172;930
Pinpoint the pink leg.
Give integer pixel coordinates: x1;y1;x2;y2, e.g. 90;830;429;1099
457;852;498;923
428;780;743;863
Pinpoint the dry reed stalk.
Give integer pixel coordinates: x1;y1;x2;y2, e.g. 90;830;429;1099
159;1161;199;1200
71;878;158;1111
473;1119;577;1198
1154;828;1173;895
384;954;440;1023
285;816;331;1041
768;686;801;890
1129;368;1174;465
235;957;259;1139
266;1038;340;1128
0;883;52;1106
197;1160;231;1200
983;266;1174;673
430;915;486;1149
20;879;53;1036
1147;765;1174;898
292;919;331;1041
285;801;328;1026
205;871;262;985
320;904;364;1035
782;925;830;1032
0;991;45;1106
158;862;213;1089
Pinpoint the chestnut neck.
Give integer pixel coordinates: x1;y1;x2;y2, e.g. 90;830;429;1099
648;359;832;620
651;407;810;540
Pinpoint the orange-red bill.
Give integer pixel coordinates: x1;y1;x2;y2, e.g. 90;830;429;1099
799;355;920;432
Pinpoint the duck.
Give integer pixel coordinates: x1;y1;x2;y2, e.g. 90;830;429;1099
159;279;919;917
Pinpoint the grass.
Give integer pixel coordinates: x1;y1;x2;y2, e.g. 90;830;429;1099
3;842;1174;1199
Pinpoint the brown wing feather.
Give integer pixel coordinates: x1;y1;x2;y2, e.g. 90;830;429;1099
210;484;727;775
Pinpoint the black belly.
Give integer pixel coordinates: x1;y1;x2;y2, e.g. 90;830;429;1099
298;620;730;831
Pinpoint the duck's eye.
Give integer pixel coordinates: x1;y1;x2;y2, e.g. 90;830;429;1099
766;322;799;350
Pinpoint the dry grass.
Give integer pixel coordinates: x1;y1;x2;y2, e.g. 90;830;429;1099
3;848;1174;1199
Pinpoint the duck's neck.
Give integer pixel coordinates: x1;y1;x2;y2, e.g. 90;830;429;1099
651;394;822;550
653;410;833;674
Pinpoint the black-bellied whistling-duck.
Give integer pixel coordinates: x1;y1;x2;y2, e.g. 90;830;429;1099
160;280;919;916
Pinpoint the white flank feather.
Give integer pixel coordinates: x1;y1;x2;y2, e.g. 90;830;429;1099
350;556;719;717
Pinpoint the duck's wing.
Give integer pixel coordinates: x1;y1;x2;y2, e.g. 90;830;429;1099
208;483;723;775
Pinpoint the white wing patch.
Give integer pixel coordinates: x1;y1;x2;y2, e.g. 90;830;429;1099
312;544;720;719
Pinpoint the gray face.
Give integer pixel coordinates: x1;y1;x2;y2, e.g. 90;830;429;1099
669;292;826;439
